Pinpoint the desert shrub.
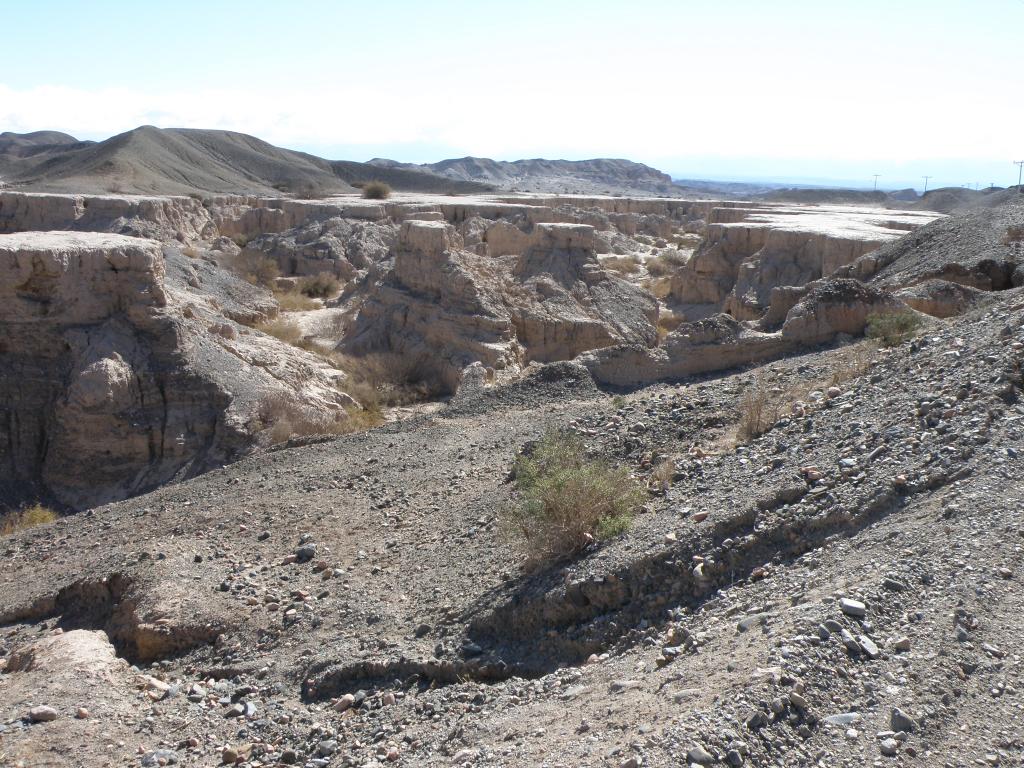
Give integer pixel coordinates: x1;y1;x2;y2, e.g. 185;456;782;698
737;377;782;442
255;318;317;351
657;310;684;342
602;255;641;275
0;504;58;536
650;458;675;493
232;234;250;248
298;272;341;299
643;277;673;301
258;392;382;443
505;430;644;564
182;245;200;259
332;351;444;408
866;311;922;347
362;181;392;200
645;250;689;277
274;290;319;312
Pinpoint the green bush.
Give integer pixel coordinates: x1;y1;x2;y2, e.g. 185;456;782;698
866;310;922;347
362;181;392;200
505;430;643;564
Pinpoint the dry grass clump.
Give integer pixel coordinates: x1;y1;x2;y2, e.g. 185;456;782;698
1;504;58;536
504;430;644;564
361;181;392;200
650;457;676;494
333;352;444;409
274;290;319;312
736;376;783;442
259;392;382;444
866;310;922;347
645;250;689;277
298;272;341;299
602;255;641;275
644;277;673;301
255;318;319;352
656;310;684;342
222;251;279;288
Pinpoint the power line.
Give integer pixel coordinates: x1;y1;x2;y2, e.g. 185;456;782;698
872;174;881;191
922;175;933;194
1014;160;1024;189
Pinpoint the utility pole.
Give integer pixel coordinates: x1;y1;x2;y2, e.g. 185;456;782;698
872;174;881;191
1014;160;1024;189
922;175;932;194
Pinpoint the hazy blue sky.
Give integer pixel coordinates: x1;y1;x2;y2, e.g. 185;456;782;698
3;0;1023;189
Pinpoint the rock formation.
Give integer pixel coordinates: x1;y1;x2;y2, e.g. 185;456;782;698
0;231;350;511
341;221;658;390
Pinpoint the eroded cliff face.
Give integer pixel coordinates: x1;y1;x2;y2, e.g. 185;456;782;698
341;221;658;390
670;205;940;321
0;232;350;511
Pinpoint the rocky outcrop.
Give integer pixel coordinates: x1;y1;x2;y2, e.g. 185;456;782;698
581;278;911;388
0;191;215;241
896;279;986;318
670;205;940;320
580;314;792;388
341;221;658;390
0;232;350;511
780;279;909;346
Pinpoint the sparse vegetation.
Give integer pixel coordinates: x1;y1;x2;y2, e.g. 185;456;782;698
362;181;392;200
258;392;382;444
602;255;641;275
505;430;644;564
643;276;673;300
736;376;782;442
645;250;689;277
274;290;319;312
866;310;922;347
650;457;675;493
182;245;200;258
255;318;315;351
332;352;445;409
298;272;341;299
0;504;58;536
656;309;684;342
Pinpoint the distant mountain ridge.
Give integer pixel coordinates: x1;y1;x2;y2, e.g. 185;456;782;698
368;156;690;196
0;127;491;196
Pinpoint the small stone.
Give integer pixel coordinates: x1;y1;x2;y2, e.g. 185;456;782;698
224;702;245;718
295;544;317;562
727;749;744;766
839;598;867;617
334;693;356;711
891;708;915;733
737;613;770;633
687;746;715;765
880;737;899;756
823;712;861;727
610;679;641;693
692;511;710;523
317;740;338;757
858;635;881;659
893;636;911;652
76;707;90;719
221;747;238;764
28;705;58;723
280;748;298;764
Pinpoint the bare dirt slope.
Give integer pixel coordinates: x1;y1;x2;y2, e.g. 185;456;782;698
2;286;1023;766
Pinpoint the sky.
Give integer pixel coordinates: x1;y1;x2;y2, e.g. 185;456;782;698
3;0;1023;190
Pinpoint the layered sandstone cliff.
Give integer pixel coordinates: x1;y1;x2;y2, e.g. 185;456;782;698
0;231;350;510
